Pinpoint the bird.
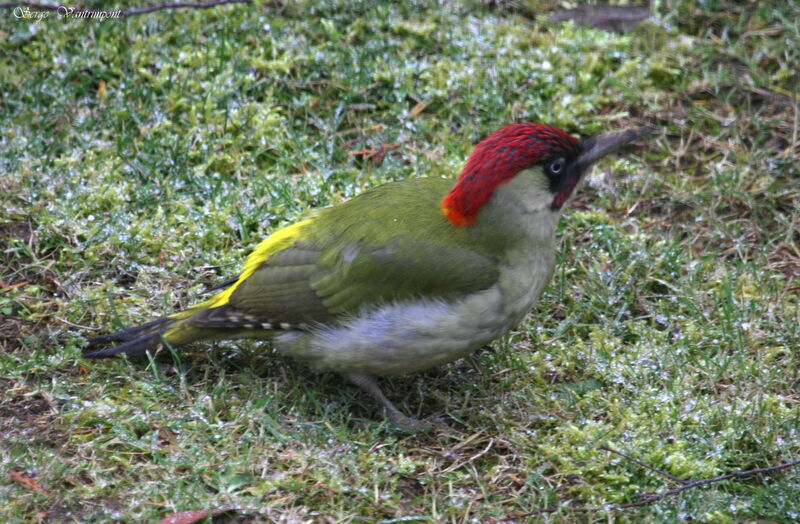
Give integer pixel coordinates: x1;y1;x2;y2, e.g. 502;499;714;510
85;122;646;431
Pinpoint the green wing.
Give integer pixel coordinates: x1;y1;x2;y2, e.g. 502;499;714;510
221;177;501;325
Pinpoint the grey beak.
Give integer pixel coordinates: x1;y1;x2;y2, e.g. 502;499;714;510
577;127;651;169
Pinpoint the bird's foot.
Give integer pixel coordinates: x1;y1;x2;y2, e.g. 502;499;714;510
345;372;450;433
382;410;453;433
383;409;433;432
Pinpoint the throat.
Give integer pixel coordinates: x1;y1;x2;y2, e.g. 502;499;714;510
550;174;580;210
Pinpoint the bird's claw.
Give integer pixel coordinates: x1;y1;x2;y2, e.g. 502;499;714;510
383;409;454;433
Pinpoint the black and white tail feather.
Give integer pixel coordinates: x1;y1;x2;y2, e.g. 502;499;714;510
84;304;306;359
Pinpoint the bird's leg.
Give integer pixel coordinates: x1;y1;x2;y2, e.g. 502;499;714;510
464;344;496;373
345;373;431;432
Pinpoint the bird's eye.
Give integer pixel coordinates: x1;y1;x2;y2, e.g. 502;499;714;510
548;157;566;175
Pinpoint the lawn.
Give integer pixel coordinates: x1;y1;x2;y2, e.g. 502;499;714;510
1;0;798;521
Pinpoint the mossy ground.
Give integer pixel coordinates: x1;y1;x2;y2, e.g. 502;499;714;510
1;0;798;521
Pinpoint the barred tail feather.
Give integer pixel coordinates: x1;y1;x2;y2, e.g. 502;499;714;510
84;331;166;359
87;317;173;347
85;302;295;359
84;316;204;359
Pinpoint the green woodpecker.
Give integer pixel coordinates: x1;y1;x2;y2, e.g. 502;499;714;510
86;123;644;430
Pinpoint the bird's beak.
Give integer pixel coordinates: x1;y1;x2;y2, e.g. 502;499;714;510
576;127;650;170
551;126;652;211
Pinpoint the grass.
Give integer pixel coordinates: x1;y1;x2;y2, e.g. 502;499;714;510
1;0;798;521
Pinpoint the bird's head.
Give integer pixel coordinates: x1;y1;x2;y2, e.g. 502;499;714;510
441;123;645;227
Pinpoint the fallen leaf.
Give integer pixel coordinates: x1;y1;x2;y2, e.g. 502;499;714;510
348;147;378;158
9;469;46;495
155;510;215;524
154;508;245;524
409;100;430;117
371;143;400;167
1;281;30;291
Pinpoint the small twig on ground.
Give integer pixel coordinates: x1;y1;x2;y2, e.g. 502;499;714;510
498;455;800;520
0;0;252;17
599;445;688;484
54;316;100;330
